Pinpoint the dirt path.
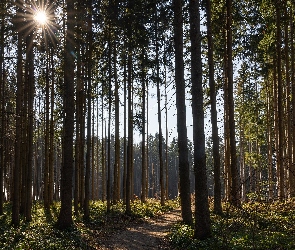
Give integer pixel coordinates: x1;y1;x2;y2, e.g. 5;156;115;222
97;208;182;250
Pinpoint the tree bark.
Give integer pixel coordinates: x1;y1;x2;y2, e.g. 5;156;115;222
226;0;240;206
141;48;147;203
57;0;75;228
173;0;193;225
155;4;165;206
84;0;92;219
0;0;5;215
290;3;295;197
189;0;211;239
205;0;222;214
25;30;34;222
12;1;23;226
276;3;285;200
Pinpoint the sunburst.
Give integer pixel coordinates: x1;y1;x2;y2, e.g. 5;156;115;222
15;0;59;48
34;10;48;26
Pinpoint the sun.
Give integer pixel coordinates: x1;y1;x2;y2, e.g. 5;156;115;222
34;10;48;26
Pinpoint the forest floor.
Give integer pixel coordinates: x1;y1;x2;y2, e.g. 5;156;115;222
97;208;182;249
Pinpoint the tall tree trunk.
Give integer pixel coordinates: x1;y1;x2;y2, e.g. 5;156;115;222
101;87;106;201
44;52;50;211
49;48;55;205
226;0;240;206
0;0;5;215
57;0;75;228
276;3;285;200
84;0;92;220
125;0;134;215
113;0;120;204
173;0;192;225
12;1;23;226
74;47;81;215
141;48;147;203
189;0;211;239
107;39;112;213
155;5;165;206
205;0;222;214
267;76;274;200
290;3;295;197
25;30;34;222
164;59;169;200
146;79;149;199
123;46;127;204
126;47;133;215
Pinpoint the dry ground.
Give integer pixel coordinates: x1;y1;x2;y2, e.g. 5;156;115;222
97;208;182;250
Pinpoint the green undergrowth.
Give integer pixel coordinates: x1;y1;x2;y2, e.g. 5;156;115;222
168;199;295;250
0;198;179;249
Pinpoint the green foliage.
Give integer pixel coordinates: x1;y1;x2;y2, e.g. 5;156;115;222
168;200;295;249
130;198;180;218
0;199;179;249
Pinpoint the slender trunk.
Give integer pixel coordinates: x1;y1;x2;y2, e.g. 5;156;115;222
12;2;23;226
125;0;134;215
25;31;34;222
276;3;285;200
123;47;127;204
267;77;274;200
173;0;192;225
205;0;222;214
226;0;240;206
155;7;165;206
113;0;120;204
290;3;295;197
146;80;149;199
113;46;120;204
57;0;75;228
49;49;55;205
84;0;92;219
0;0;5;215
107;40;112;213
126;48;133;214
164;61;169;200
189;0;211;239
74;49;81;215
101;88;106;201
141;49;147;203
44;52;50;211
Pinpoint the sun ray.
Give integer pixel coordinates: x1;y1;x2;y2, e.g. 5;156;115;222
15;0;60;48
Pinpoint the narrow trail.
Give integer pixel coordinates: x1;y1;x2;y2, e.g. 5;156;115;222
97;208;182;250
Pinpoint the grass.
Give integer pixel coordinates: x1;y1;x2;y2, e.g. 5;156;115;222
168;199;295;250
0;198;179;250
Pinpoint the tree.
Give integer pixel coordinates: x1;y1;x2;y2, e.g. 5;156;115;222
275;1;284;200
12;0;24;226
189;0;211;239
226;0;240;206
125;0;134;215
0;0;6;215
205;0;222;214
84;0;93;220
154;0;165;206
173;0;193;225
24;25;34;222
291;2;295;197
141;48;147;203
57;0;75;229
113;0;121;205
